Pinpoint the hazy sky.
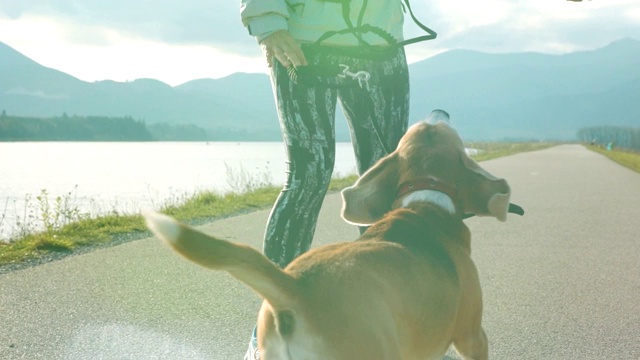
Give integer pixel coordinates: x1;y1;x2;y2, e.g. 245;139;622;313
1;0;639;86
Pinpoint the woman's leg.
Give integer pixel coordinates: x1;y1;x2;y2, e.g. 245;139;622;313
338;48;410;175
263;60;339;269
337;48;409;234
247;51;339;360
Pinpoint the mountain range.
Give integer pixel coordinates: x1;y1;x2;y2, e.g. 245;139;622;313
1;38;639;141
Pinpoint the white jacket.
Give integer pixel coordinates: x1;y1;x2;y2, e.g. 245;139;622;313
240;0;405;46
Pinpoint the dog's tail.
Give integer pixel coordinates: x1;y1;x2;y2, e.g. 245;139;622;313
144;211;297;309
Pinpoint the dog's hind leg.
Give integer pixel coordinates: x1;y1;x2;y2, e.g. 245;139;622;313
452;327;488;360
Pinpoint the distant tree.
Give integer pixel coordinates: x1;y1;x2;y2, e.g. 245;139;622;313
577;125;640;151
0;115;154;141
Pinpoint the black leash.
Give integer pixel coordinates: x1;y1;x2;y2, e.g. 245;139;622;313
397;0;437;46
314;0;437;47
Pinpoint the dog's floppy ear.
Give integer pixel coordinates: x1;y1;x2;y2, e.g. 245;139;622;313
459;155;511;221
341;152;400;226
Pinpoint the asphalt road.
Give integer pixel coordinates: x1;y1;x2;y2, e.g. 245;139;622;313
1;144;639;360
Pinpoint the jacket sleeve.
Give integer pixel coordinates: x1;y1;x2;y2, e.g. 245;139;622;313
240;0;290;43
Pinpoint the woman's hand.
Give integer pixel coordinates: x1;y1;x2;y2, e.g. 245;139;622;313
261;30;308;68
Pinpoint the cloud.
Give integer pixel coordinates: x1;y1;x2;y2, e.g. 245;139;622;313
0;13;268;86
0;0;638;86
1;0;638;70
0;0;259;56
405;0;640;55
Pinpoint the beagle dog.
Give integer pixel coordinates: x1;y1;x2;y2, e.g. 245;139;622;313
145;110;519;360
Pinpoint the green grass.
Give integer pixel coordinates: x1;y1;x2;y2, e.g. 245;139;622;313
467;142;557;161
0;188;283;266
586;145;640;173
0;142;554;268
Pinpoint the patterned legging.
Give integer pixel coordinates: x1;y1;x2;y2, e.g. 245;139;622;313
264;45;410;268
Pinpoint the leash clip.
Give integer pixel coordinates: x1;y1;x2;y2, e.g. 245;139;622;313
338;64;371;91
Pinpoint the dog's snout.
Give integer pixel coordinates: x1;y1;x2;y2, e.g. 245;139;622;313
426;109;451;125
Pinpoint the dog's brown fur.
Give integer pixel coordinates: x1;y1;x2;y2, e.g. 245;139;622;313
145;111;512;360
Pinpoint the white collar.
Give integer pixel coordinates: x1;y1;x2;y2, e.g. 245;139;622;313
400;189;456;215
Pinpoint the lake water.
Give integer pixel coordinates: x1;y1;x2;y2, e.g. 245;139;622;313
0;142;358;240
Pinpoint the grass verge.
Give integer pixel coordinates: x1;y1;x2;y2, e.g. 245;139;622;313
585;145;640;173
0;142;554;269
467;142;557;161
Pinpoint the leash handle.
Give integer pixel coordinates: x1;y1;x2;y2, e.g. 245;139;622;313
397;0;437;46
